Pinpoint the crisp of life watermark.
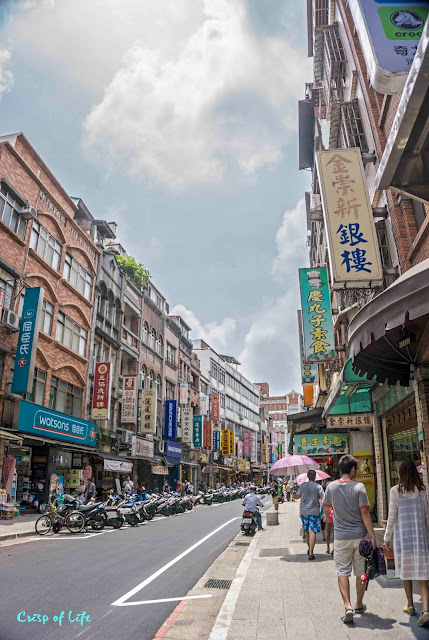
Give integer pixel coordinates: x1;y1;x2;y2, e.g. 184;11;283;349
16;611;91;626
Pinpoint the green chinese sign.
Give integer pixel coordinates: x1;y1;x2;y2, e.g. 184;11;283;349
294;433;348;456
299;267;335;363
374;382;414;415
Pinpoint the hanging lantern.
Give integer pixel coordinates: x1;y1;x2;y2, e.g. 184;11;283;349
327;457;333;465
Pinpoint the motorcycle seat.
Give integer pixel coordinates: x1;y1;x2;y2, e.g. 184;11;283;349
78;504;101;512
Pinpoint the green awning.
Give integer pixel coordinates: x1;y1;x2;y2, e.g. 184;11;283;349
323;358;377;418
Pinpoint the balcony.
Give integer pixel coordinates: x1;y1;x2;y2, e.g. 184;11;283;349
165;355;177;370
96;314;120;345
122;325;140;356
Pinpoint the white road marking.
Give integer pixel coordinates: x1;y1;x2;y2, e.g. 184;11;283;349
118;595;213;606
111;517;240;607
98;609;113;620
74;625;91;638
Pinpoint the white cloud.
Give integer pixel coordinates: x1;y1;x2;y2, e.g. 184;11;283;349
83;0;311;189
172;199;309;393
0;50;14;100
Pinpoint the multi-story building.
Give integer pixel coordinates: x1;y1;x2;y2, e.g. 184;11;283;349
255;384;303;459
296;1;429;527
0;133;106;506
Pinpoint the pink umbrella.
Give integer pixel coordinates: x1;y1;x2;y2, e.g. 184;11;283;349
270;454;320;476
296;470;331;484
418;464;426;473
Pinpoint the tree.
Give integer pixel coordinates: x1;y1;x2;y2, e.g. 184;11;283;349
115;254;151;289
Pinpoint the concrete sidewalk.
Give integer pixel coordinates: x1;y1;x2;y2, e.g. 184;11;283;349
212;501;429;640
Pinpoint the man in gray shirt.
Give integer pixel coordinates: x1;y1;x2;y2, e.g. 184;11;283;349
323;454;376;625
296;470;324;560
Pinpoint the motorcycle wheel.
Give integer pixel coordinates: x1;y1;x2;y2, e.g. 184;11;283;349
91;520;105;531
244;529;251;536
146;511;154;521
111;518;124;529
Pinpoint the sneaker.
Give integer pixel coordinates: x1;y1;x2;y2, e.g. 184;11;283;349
417;612;429;627
403;604;416;616
258;527;264;531
342;609;354;624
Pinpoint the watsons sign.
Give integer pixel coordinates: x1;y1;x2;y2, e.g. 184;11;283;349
17;400;97;447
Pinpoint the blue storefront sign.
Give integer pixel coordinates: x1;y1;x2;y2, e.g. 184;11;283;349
164;400;177;440
212;430;220;451
12;287;44;393
166;441;182;459
193;415;202;448
17;400;97;447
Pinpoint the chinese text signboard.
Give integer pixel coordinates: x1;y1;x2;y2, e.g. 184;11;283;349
12;287;44;393
294;433;349;456
221;429;230;455
374;382;414;415
348;0;429;93
181;407;192;444
92;363;112;420
212;430;220;450
229;430;235;457
164;400;177;440
316;148;383;288
121;376;137;424
203;420;212;450
327;413;373;428
211;393;220;420
250;432;257;463
141;389;157;434
297;310;318;384
243;429;250;457
179;383;188;405
193;415;203;448
299;267;335;363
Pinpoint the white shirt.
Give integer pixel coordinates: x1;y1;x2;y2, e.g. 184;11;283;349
243;493;263;512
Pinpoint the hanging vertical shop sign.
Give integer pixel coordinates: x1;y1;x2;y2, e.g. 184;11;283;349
203;420;212;450
141;389;157;434
348;0;429;93
211;393;220;420
299;267;335;363
262;442;267;464
243;429;251;457
237;440;243;459
212;429;220;450
121;376;137;424
298;310;318;384
92;363;112;420
316;149;383;288
179;383;188;404
11;287;44;393
181;407;193;444
250;432;257;463
229;430;235;457
192;415;203;448
164;400;177;440
221;429;230;455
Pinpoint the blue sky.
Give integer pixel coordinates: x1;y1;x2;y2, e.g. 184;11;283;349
0;0;312;394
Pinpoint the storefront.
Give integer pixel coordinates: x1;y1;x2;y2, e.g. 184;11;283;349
166;441;182;490
294;432;349;479
151;462;168;493
131;436;154;491
96;454;133;496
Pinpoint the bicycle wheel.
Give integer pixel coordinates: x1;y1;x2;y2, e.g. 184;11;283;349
65;511;85;533
35;514;52;535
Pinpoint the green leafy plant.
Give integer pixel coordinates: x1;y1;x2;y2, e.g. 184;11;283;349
115;254;151;289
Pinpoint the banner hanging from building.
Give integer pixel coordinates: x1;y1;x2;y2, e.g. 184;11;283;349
316;149;383;288
299;267;335;363
297;310;319;385
211;393;220;420
121;376;137;424
192;415;203;448
237;440;243;459
181;406;193;444
348;0;429;93
212;429;220;450
250;432;257;463
11;287;44;393
179;383;188;405
294;432;349;456
141;389;157;434
221;429;230;455
229;430;235;457
92;363;112;420
203;420;212;450
164;400;177;440
243;429;250;457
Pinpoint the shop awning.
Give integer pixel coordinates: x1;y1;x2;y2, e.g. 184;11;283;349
180;461;200;467
18;433;96;453
322;358;377;418
349;259;429;386
0;429;23;443
287;408;325;454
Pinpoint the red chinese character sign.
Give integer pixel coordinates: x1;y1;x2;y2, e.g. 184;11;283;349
326;414;373;429
203;420;212;450
92;363;112;420
299;267;335;363
211;393;220;421
121;376;137;424
316;148;383;288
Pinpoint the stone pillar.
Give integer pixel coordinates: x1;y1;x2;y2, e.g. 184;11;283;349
414;367;429;488
372;408;388;526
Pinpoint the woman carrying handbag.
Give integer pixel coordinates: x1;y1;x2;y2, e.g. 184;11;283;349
384;459;429;627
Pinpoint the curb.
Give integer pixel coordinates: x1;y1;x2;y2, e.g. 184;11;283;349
0;529;35;542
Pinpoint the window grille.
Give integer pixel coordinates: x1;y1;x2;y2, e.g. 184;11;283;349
313;0;329;28
339;101;368;152
322;24;346;107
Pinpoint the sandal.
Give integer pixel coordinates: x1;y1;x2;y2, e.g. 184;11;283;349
326;548;330;554
355;604;367;614
403;604;416;615
342;609;354;624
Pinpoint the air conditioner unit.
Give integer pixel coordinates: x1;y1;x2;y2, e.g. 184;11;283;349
20;206;37;220
122;430;133;444
158;441;165;453
1;310;20;330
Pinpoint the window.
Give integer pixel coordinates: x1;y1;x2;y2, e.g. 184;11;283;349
339;101;368;152
141;365;146;389
211;361;218;379
148;370;154;389
49;376;82;418
56;311;87;356
149;329;155;350
201;381;208;395
220;393;225;408
63;253;93;300
155;375;161;398
156;335;163;355
0;269;14;310
166;343;176;367
218;368;225;384
166;380;174;401
29;221;62;270
0;184;27;239
142;323;148;344
41;299;54;335
26;368;46;405
411;199;427;232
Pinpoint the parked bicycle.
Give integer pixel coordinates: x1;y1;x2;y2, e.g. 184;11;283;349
35;501;85;535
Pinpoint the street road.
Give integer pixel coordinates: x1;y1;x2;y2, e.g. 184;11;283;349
0;497;272;640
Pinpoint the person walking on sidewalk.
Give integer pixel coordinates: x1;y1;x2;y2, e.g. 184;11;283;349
384;459;429;627
242;485;264;530
296;470;324;560
323;454;376;625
